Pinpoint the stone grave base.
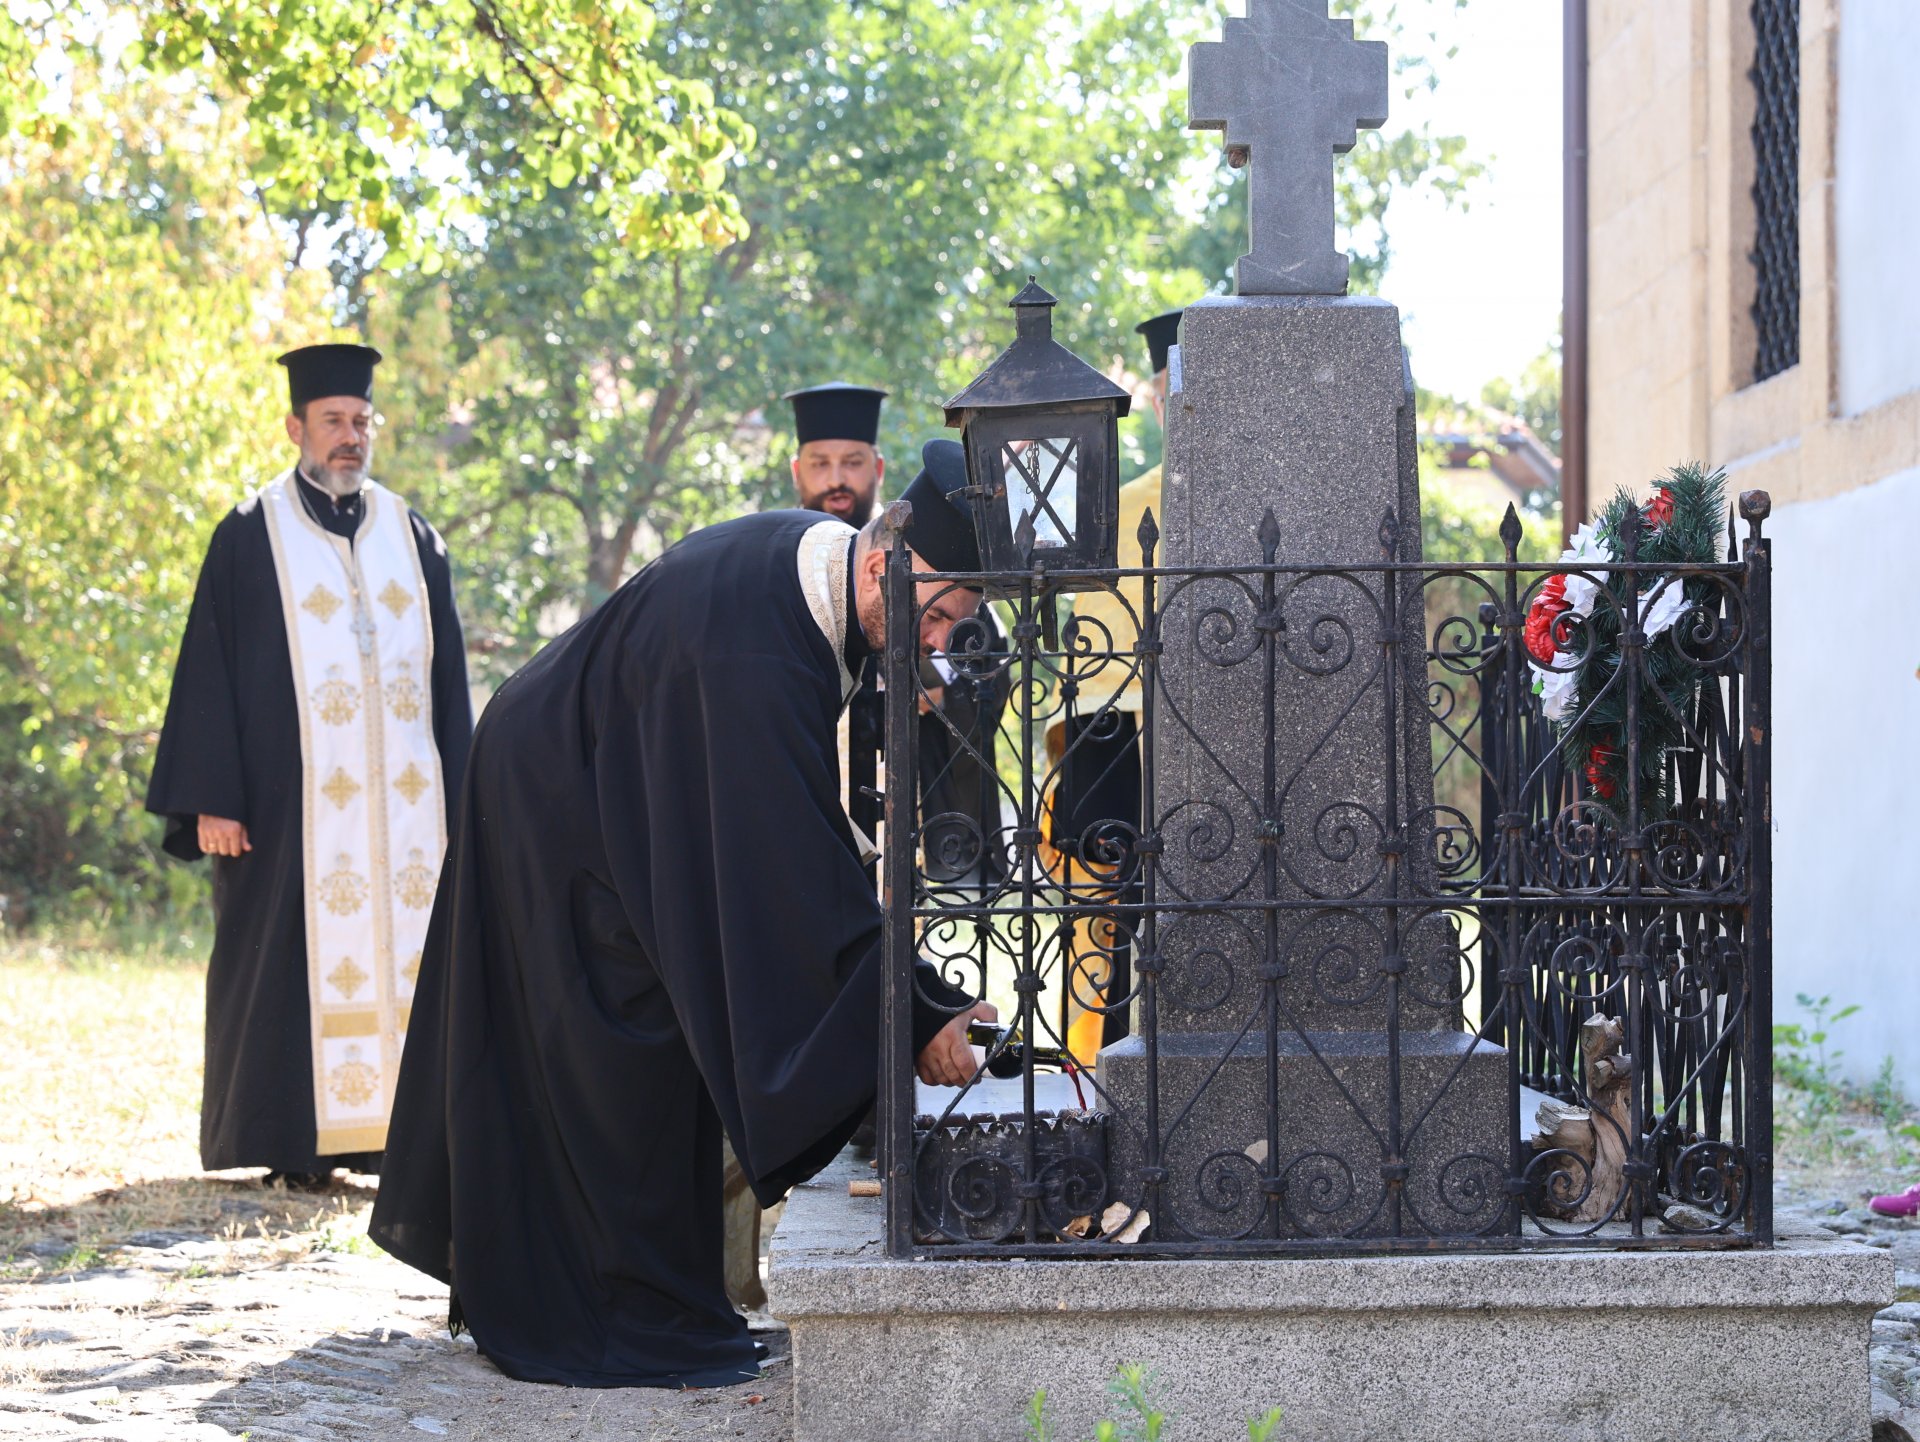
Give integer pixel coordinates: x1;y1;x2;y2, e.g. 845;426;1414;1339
767;1153;1891;1442
1098;1030;1509;1241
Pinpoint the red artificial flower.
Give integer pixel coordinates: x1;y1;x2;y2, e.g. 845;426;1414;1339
1644;486;1676;528
1524;573;1570;665
1585;740;1620;801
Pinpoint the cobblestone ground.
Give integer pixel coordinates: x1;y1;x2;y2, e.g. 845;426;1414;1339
1778;1195;1920;1441
0;1200;793;1442
4;1188;1914;1442
0;949;790;1441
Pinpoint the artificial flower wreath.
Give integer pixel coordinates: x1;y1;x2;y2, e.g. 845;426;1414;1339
1525;463;1729;814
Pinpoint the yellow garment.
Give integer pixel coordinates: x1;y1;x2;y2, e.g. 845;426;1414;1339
1061;465;1163;721
1038;465;1162;1065
1063;896;1126;1066
1037;708;1139;1071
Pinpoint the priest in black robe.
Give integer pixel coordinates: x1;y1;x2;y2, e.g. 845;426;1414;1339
145;345;472;1183
371;440;995;1389
781;382;1009;893
784;382;891;861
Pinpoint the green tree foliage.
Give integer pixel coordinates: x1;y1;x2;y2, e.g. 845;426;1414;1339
2;1;1483;921
0;80;332;926
2;0;752;265
374;0;1218;623
374;0;1481;637
1481;333;1563;458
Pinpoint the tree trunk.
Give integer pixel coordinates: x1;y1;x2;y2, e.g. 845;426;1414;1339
585;529;628;611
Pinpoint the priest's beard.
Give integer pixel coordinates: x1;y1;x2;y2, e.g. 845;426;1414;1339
804;488;877;528
854;568;887;653
303;449;369;499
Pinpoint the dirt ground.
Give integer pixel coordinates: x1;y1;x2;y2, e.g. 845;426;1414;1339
5;939;1920;1441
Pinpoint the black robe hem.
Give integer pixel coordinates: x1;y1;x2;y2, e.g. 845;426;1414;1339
476;1338;761;1391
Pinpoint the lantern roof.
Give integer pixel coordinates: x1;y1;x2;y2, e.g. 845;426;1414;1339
942;278;1133;425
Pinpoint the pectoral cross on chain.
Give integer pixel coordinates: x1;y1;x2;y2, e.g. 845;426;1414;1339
349;595;378;657
1188;0;1389;296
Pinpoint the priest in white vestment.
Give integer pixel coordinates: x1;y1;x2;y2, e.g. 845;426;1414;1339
146;343;472;1188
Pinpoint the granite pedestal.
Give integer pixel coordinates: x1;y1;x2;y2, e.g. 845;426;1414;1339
1098;293;1506;1237
769;1154;1892;1442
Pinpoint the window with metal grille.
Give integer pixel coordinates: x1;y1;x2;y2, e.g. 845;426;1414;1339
1748;0;1799;382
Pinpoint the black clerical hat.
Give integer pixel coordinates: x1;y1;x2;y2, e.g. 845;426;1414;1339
900;439;979;574
784;382;887;446
278;344;382;410
1134;310;1183;377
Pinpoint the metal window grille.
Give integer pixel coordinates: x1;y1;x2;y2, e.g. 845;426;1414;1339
1748;0;1799;383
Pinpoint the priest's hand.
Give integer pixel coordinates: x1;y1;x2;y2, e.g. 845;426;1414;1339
197;815;252;858
916;1001;998;1087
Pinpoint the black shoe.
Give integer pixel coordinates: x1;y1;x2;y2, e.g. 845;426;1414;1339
754;1340;772;1363
263;1170;331;1192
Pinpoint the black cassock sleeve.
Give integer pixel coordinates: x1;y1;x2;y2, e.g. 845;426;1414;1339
605;647;971;1206
145;518;248;861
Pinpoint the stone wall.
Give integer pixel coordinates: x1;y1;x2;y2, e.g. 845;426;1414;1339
1586;0;1920;509
1586;0;1920;1093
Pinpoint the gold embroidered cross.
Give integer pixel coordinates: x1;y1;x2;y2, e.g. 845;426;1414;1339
301;585;344;624
378;578;415;618
393;763;430;805
327;955;369;998
321;768;361;809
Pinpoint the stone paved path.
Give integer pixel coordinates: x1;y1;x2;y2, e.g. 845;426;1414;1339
1;1226;791;1442
1788;1199;1920;1441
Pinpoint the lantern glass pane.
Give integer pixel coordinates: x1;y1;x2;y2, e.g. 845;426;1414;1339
1002;436;1078;551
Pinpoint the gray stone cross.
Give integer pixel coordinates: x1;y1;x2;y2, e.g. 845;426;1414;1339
1189;0;1390;296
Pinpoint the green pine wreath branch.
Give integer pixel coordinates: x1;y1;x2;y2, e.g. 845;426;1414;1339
1557;462;1728;822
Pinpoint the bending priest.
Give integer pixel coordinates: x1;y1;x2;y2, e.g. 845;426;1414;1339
371;440;997;1388
145;343;472;1183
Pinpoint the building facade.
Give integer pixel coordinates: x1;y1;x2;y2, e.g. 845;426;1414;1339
1583;0;1920;1088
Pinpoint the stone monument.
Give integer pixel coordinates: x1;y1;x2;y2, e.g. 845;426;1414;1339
767;6;1889;1439
1096;0;1508;1242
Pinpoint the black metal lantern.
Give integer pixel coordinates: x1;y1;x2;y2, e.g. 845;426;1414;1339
943;278;1132;587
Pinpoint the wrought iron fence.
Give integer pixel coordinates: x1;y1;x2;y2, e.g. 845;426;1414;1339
876;490;1774;1258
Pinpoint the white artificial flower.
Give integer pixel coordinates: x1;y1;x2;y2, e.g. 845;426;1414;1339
1532;659;1581;722
1559;520;1613;618
1640;576;1691;640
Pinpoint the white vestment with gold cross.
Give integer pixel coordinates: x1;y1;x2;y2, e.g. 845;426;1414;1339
257;470;446;1156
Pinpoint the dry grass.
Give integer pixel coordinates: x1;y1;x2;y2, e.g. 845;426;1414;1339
0;1324;43;1388
0;934;375;1271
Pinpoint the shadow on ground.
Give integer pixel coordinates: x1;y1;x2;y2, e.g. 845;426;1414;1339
191;1322;793;1442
